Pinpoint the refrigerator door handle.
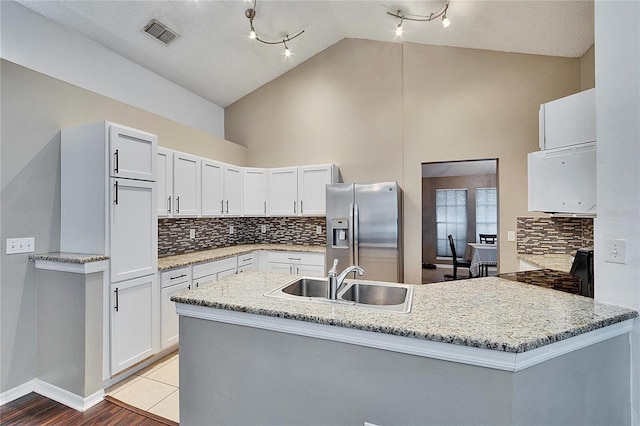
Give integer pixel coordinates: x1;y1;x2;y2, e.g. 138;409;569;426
353;203;359;266
348;202;355;265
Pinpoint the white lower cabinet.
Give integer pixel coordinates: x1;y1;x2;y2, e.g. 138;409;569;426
160;267;191;351
110;274;159;375
266;252;325;277
237;252;256;273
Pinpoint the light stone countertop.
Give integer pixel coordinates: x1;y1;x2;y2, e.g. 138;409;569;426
30;252;110;264
158;244;325;270
517;254;574;272
172;271;638;353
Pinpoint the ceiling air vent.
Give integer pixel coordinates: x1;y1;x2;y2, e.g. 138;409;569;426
143;19;179;45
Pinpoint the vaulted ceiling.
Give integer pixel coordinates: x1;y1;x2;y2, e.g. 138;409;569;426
18;1;594;107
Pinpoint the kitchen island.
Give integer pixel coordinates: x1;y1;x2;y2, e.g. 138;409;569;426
174;272;637;426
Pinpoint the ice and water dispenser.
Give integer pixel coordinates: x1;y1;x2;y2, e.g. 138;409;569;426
330;218;350;249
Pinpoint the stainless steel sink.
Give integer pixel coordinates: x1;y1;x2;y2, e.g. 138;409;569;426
281;277;329;297
265;277;413;313
340;283;407;305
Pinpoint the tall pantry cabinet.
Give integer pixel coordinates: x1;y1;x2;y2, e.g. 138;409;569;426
61;122;158;379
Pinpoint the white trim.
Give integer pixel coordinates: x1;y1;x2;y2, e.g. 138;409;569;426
176;303;635;372
0;380;36;406
34;259;109;274
34;380;104;412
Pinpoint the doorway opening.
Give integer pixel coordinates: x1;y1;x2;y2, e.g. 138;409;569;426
421;159;498;284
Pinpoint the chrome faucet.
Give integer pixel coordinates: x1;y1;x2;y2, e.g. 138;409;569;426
327;259;365;300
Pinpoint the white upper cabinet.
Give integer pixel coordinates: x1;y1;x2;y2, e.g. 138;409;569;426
223;165;242;216
539;88;596;150
173;151;201;217
242;168;267;216
298;165;338;216
528;142;596;214
109;124;157;181
157;148;173;217
202;159;225;217
268;167;298;216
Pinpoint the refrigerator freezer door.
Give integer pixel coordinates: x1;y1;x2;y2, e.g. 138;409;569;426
355;183;402;283
325;184;354;273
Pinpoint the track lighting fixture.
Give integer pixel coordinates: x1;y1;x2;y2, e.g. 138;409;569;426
245;0;304;57
387;0;451;33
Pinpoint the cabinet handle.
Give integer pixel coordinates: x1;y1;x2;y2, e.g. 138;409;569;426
264;201;266;214
289;265;293;274
176;196;180;214
114;288;119;312
293;201;296;214
300;200;303;214
114;181;119;205
195;282;199;288
170;274;187;280
226;200;229;214
288;257;301;261
114;149;119;174
221;200;224;214
187;284;191;290
167;196;171;213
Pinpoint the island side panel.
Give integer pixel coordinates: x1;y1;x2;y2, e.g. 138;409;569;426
512;333;631;426
179;316;514;426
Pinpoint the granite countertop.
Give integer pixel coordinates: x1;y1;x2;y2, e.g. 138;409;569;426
172;271;638;354
158;244;325;270
517;253;574;272
30;252;110;264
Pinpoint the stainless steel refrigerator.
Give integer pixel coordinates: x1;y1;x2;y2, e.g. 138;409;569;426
326;182;403;282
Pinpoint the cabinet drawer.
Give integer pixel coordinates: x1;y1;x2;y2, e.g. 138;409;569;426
192;256;238;279
237;252;255;266
267;251;324;266
160;267;191;288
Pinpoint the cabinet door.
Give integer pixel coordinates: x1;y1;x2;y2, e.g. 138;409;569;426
268;168;298;216
298;165;333;216
173;152;201;217
202;159;224;217
295;265;325;277
109;124;157;181
217;268;238;280
267;263;294;274
110;178;157;283
110;275;157;374
223;165;242;216
160;280;190;350
242;168;267;216
157;148;173;217
541;89;596;150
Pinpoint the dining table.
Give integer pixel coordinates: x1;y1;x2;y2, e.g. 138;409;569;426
463;242;498;277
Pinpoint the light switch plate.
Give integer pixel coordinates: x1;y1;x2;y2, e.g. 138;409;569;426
507;231;516;242
189;229;196;239
316;225;322;235
229;226;234;234
6;237;35;254
605;239;627;264
261;225;267;233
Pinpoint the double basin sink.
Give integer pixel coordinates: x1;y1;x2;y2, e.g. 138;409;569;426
264;277;414;313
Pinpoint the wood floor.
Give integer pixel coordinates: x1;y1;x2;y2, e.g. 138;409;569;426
0;393;177;426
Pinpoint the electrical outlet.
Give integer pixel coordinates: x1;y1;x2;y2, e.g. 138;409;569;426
189;229;196;239
6;237;35;254
261;225;267;233
229;225;235;234
605;239;627;264
316;225;322;235
507;231;516;242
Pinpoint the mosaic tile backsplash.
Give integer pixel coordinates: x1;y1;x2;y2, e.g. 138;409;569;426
158;217;326;257
517;217;594;255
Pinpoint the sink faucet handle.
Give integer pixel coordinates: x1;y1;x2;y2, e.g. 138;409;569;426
329;259;339;276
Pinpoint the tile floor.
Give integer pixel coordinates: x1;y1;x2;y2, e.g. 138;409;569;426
106;351;180;423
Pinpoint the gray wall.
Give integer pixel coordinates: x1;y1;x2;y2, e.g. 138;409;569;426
0;59;245;394
179;316;630;426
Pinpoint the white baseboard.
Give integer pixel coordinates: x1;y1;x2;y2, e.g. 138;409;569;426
0;380;36;406
34;380;104;411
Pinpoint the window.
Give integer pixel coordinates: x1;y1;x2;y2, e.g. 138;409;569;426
436;189;467;257
476;188;497;241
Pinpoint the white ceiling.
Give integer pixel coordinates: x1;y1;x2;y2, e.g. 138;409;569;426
17;0;594;108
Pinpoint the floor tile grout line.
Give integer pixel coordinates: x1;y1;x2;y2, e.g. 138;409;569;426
148;388;179;412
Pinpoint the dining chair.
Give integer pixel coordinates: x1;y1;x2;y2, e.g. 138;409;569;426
447;235;472;280
479;233;497;244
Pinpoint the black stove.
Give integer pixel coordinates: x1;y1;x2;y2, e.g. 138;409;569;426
498;269;582;295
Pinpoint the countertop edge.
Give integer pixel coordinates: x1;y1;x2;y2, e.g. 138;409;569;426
30;252;110;264
175;302;637;371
